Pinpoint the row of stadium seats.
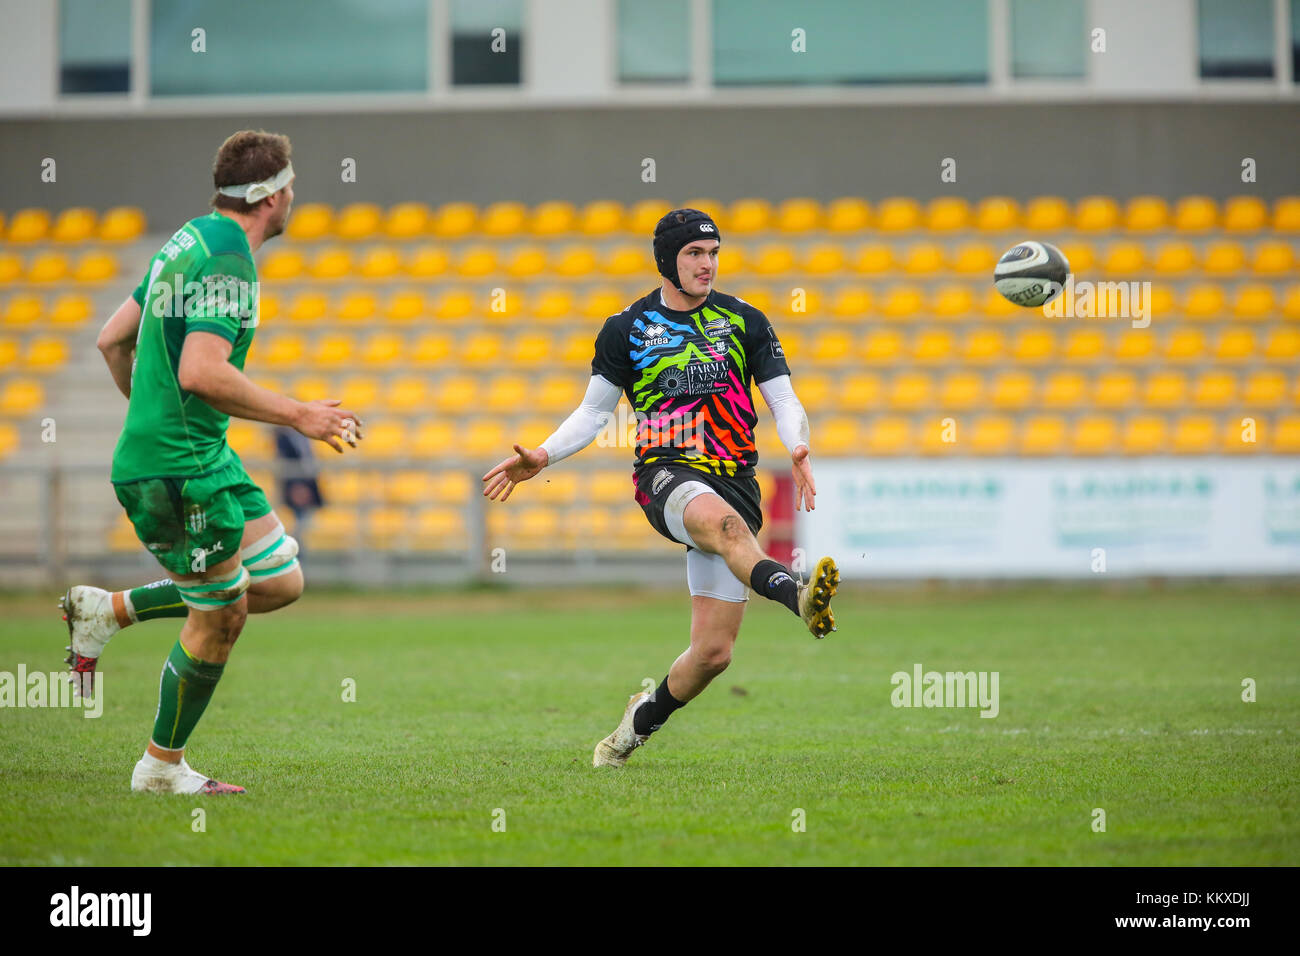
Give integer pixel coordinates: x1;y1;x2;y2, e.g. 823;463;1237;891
266;196;1300;241
0;207;146;244
0;338;69;374
0;251;119;284
248;238;1299;282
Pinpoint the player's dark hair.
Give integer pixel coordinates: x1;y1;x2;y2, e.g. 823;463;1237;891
211;130;292;214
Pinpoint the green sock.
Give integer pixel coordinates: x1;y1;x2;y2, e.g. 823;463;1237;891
151;640;226;751
127;580;188;622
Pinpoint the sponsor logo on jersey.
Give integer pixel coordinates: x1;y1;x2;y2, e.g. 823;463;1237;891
768;326;785;358
686;360;729;394
651;468;675;495
187;507;207;534
644;324;666;337
703;316;732;336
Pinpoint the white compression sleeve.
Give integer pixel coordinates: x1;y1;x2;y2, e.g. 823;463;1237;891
539;374;623;465
757;375;810;454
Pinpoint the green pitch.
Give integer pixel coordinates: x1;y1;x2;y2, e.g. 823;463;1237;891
1;584;1296;865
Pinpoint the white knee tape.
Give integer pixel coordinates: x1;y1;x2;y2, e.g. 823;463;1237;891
664;480;715;549
243;528;300;578
686;549;749;603
176;565;252;609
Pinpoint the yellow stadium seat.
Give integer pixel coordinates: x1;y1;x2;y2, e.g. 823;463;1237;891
716;246;745;276
481;374;529;413
286;291;327;323
1273;415;1300;453
795;373;832;413
841;373;884;411
775;198;821;233
1203;241;1246;275
880;286;923;320
463;419;509;458
802;244;846;275
1023;196;1070;232
1222;196;1267;232
28;253;69;283
379;289;422;322
481;202;528;237
0;378;43;415
1094;371;1138;408
728;198;773;233
990;370;1035;409
401;247;448;282
1251;240;1295;275
535;375;582;413
862;416;909;456
432;288;475;321
775;329;803;359
379;202;428;239
409;420;455;458
974;197;1020;232
933;284;975;320
285;203;332;241
260;334;305;367
24;337;68;372
1071;415;1119;454
602;245;647;277
1122;416;1167;454
0;421;18;460
925;197;970;232
1012;328;1055;364
779;286;823;322
1220;417;1261;455
1193;370;1236;407
806;329;850;364
590;470;631;505
887;372;932;409
50;293;91;325
1075;196;1120;232
902;243;945;275
310;247;352;280
225;421;271;459
51;207;97;243
875;198;920;232
1062;329;1105;364
1144;371;1187;408
385;376;431;413
1018;415;1067;455
360;332;403;366
508;332;552;366
288;377;333;403
1172;196;1217;232
1146;283;1175;317
452;245;495;279
911;328;955;363
969;416;1014;455
430;202;478;239
751;243;796;276
581;287;626;319
852;243;894;275
1232;283;1276;319
339;377;381;413
552;244;600;278
73;251;117;283
1283;284;1300;321
626;199;668;235
1213;328;1255;362
1265;327;1300;361
3;295;41;326
432;375;478;412
0;254;22;283
428;472;472;505
460;332;503;365
1183;283;1226;320
1113;329;1156;363
1041;370;1086;408
313;333;354;367
362;422;407;460
1273;197;1300;232
384;470;434;506
1237;370;1281;408
338;289;378;323
530;200;577;236
860;328;904;364
356;246;401;279
335;203;382;242
530;287;574;322
7;208;50;243
950;243;997;275
1171;416;1215;454
1102;241;1146;275
828;286;871;321
981;287;1018;319
1057;241;1094;275
579;200;624;236
499;244;544;280
962;328;1006;364
820;198;870;235
938;371;983;409
1164;328;1207;362
261;249;305;281
681;199;724;227
257;293;281;323
1123;196;1169;232
916;416;959;456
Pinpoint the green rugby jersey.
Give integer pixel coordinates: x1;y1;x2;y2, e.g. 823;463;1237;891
111;211;259;483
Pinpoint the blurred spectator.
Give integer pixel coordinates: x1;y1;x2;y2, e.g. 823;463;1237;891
274;426;324;554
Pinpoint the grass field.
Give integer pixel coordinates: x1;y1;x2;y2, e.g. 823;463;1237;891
1;583;1296;866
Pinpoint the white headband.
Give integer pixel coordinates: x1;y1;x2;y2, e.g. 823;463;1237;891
217;162;294;204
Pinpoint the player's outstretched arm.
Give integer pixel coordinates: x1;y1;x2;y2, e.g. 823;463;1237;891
96;295;143;399
178;330;363;453
757;375;816;511
481;374;622;502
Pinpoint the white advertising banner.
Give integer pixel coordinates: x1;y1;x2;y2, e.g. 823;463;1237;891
797;458;1300;577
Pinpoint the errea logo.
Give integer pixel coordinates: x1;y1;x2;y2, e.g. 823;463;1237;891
644;324;666;337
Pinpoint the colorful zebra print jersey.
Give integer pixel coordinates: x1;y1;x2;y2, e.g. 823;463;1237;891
591;289;791;478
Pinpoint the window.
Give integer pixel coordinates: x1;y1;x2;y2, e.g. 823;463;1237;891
713;0;988;85
1198;0;1274;78
451;0;523;86
150;0;428;96
618;0;691;83
1010;0;1085;79
60;0;131;94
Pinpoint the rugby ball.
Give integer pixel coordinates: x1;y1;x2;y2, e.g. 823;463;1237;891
993;240;1069;307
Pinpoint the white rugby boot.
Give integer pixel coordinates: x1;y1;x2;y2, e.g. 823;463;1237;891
797;556;840;639
131;753;245;795
60;586;121;695
592;691;651;768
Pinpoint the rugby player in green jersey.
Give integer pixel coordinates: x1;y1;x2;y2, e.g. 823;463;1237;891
62;131;362;793
483;208;839;767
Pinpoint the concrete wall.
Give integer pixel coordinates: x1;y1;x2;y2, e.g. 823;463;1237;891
1;101;1297;222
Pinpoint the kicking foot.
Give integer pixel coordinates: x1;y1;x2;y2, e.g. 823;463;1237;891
130;754;245;794
592;691;651;768
60;586;121;696
798;556;839;639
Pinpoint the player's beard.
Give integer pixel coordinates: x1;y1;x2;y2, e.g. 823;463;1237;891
264;205;290;241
